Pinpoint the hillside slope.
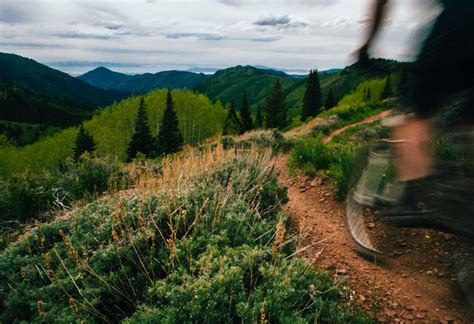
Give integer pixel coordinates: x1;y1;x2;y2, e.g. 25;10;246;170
196;65;305;112
78;67;208;93
0;89;226;176
197;60;404;117
0;53;128;126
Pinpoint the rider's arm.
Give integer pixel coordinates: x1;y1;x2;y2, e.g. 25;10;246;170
358;0;390;62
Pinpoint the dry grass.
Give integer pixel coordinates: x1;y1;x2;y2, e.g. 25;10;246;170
284;118;324;138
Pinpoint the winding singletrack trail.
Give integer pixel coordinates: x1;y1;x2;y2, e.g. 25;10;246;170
275;113;474;322
322;109;394;144
275;156;474;322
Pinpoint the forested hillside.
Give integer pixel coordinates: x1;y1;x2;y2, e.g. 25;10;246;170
0;89;226;176
197;60;405;118
78;67;208;93
0;53;128;126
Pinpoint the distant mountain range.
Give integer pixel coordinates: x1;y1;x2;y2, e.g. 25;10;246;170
0;53;128;127
78;67;209;93
1;51;404;130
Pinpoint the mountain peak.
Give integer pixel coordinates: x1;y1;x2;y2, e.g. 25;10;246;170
94;66;113;72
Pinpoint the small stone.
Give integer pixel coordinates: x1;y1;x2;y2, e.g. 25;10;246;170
359;295;366;302
310;179;321;187
300;189;306;193
404;313;414;320
415;294;422;298
319;197;326;203
367;223;376;229
385;309;397;317
406;305;415;311
336;268;348;275
426;270;433;275
415;313;425;319
325;192;330;197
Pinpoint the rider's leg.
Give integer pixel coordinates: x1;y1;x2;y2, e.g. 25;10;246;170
392;117;433;181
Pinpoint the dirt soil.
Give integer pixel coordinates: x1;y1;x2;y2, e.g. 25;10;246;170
275;113;474;322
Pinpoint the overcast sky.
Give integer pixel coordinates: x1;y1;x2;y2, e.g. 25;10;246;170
0;0;441;75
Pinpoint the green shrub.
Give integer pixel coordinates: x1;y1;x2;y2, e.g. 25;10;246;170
0;148;368;323
328;148;357;199
289;139;335;172
0;154;128;223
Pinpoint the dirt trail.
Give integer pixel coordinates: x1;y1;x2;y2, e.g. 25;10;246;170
284;109;394;139
275;111;474;321
275;156;474;322
322;109;394;144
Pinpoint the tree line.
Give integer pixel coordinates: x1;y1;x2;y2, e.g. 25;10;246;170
74;89;183;162
222;69;339;135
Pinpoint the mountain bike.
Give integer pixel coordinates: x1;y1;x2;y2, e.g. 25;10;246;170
345;118;474;260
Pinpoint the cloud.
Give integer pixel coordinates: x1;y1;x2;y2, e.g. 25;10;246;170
253;15;310;30
216;0;243;6
254;15;290;26
0;2;34;24
46;61;143;68
166;32;225;41
53;32;117;40
217;0;337;7
98;21;126;30
249;36;281;42
0;41;63;49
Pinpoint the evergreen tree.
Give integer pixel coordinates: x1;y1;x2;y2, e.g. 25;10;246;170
265;79;287;129
73;124;96;160
380;74;393;100
157;89;184;156
398;68;408;97
126;97;155;161
223;101;242;135
239;92;254;133
255;105;263;128
324;88;337;109
301;69;322;121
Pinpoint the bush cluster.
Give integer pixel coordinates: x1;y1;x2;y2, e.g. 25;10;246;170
221;130;294;154
0;154;128;224
0;148;368;323
289;139;359;199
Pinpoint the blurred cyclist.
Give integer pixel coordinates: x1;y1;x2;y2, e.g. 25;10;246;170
357;0;474;216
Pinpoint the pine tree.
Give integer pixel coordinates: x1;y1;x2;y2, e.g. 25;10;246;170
222;101;242;135
255;105;263;128
380;74;393;100
126;97;156;161
157;89;184;156
324;88;337;109
73;124;96;160
239;92;254;133
265;79;287;129
301;69;322;121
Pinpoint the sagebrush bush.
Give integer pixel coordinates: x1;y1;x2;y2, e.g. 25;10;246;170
0;154;129;224
0;145;368;323
221;130;294;154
